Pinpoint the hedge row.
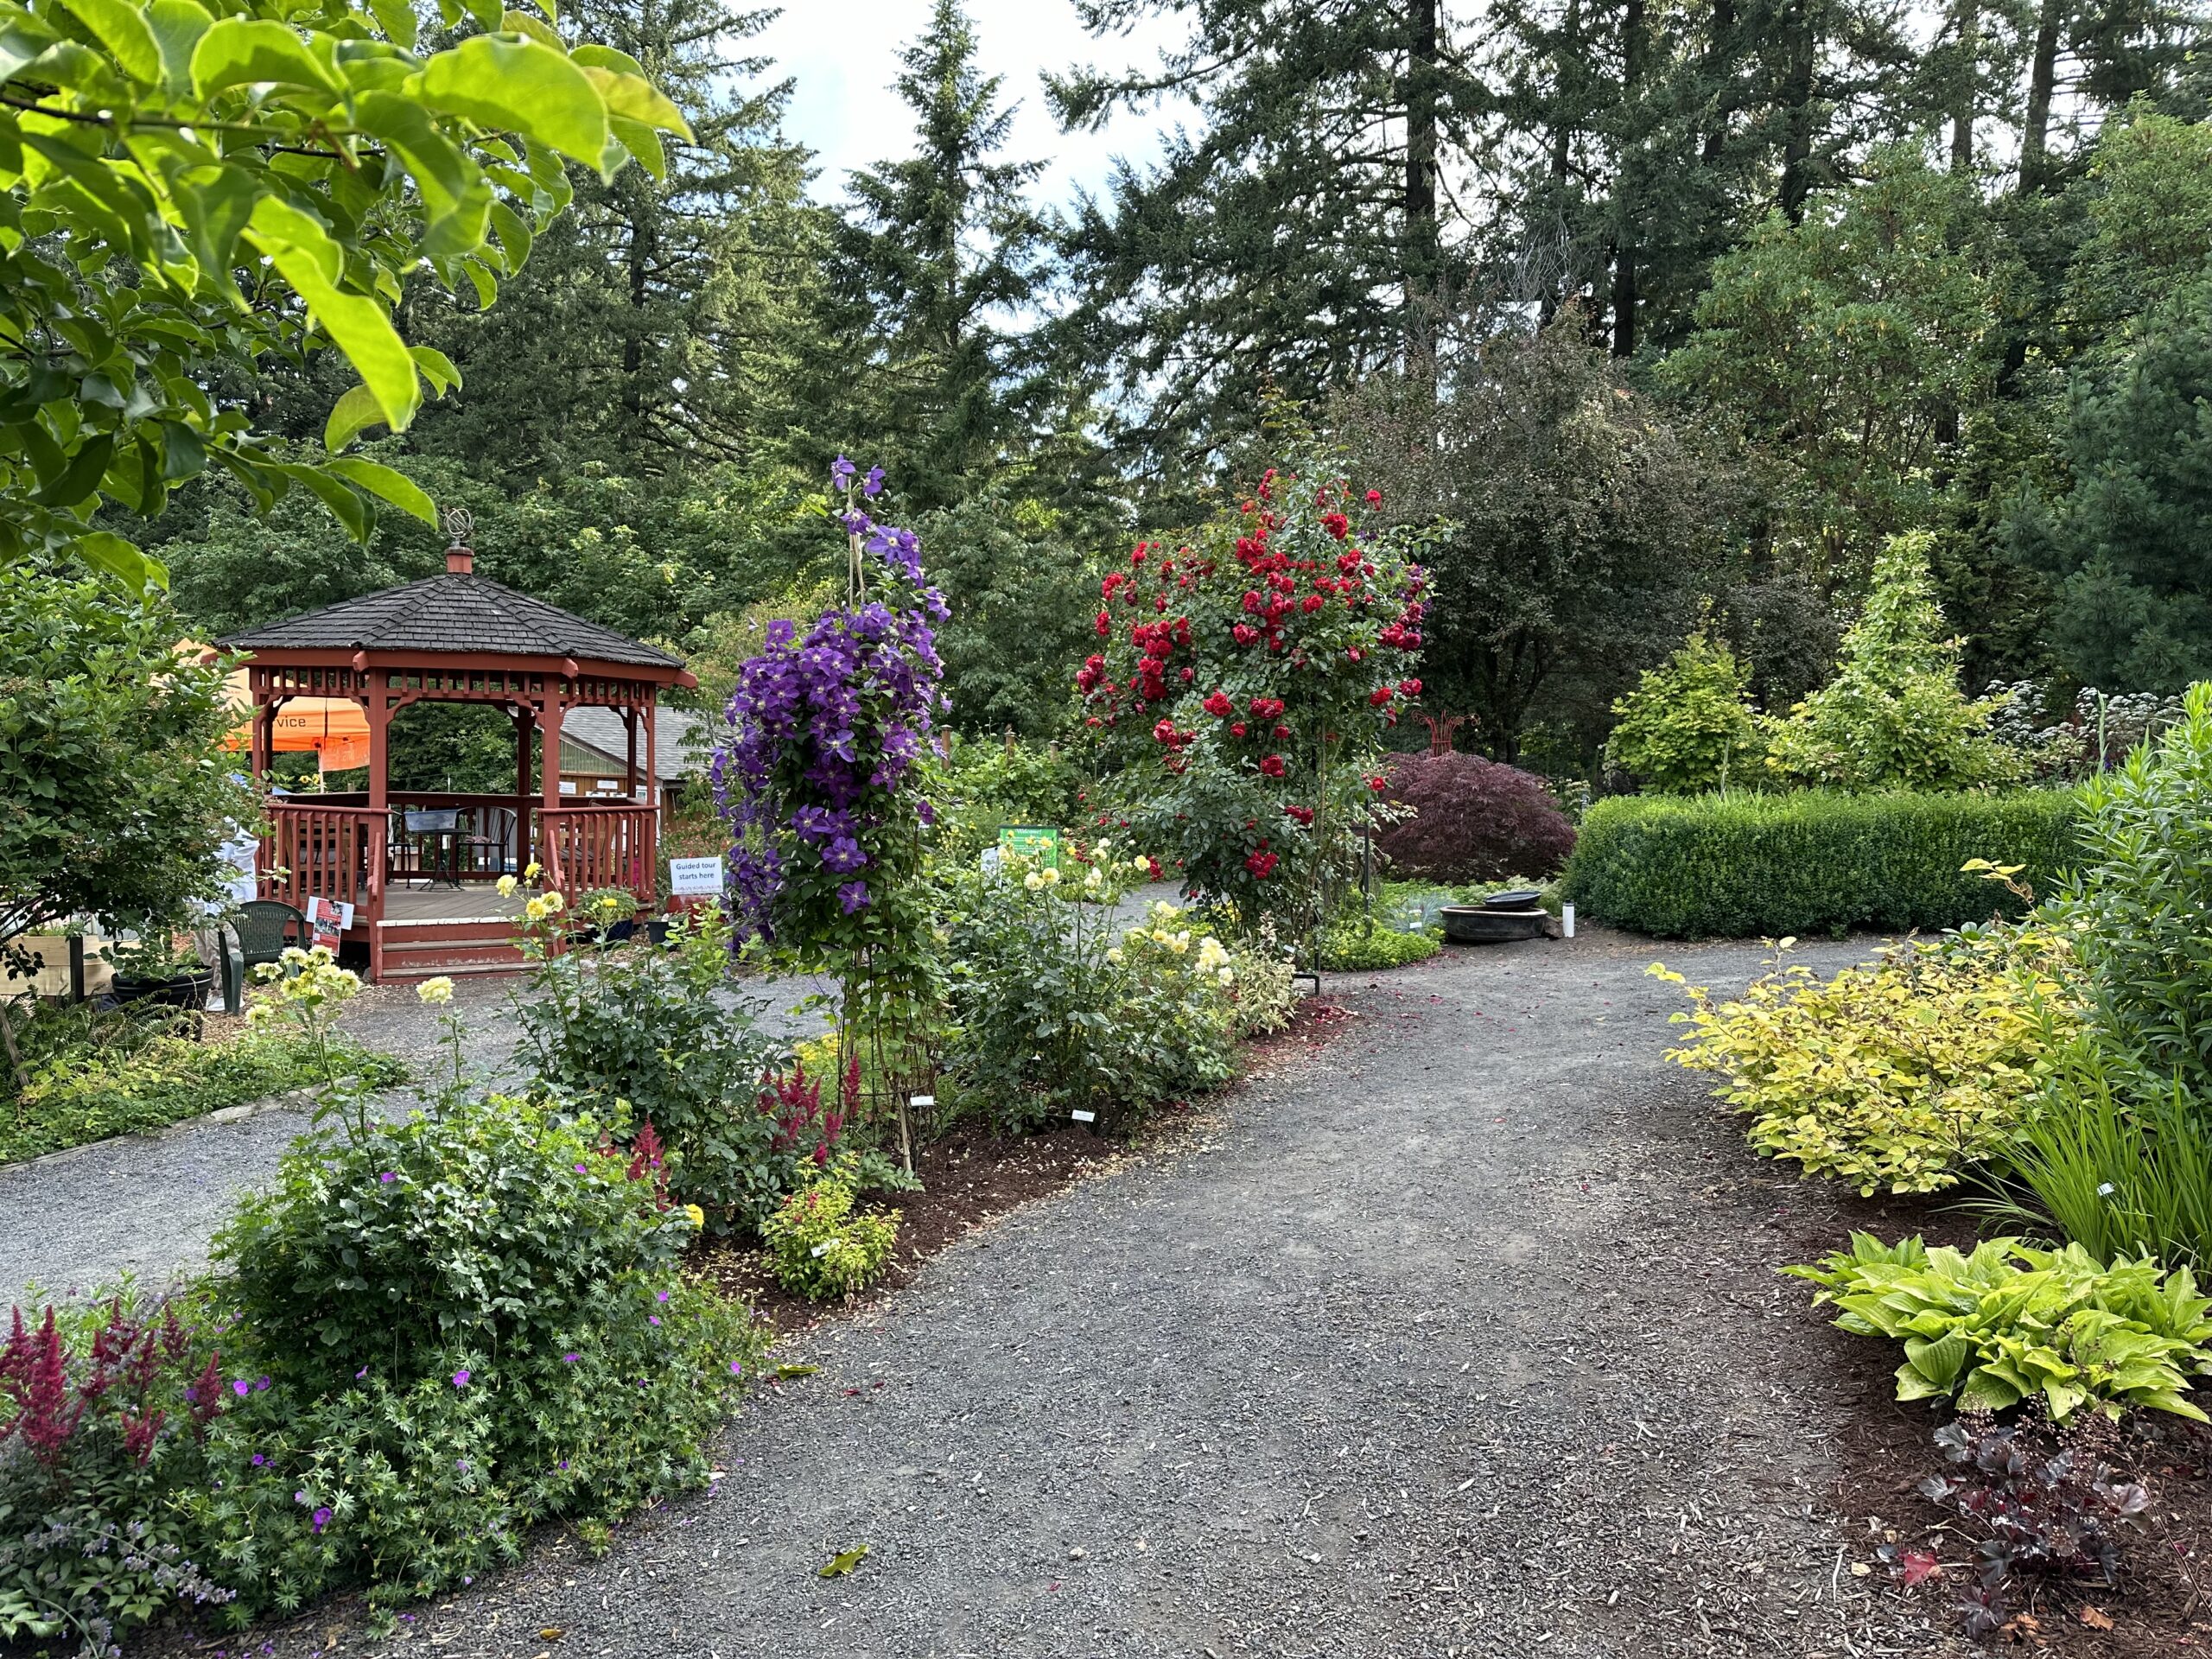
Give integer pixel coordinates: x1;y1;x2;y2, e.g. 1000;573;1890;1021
1560;789;2082;939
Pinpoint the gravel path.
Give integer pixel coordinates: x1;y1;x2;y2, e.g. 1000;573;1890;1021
0;885;1190;1308
199;927;1966;1659
0;972;828;1308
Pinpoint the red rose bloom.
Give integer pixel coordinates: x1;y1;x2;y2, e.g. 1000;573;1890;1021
1369;687;1393;707
1202;690;1235;719
1230;721;1247;737
1365;488;1382;505
1244;850;1279;879
1258;753;1286;779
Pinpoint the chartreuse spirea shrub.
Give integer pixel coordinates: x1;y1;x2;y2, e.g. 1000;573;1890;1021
1563;787;2080;938
761;1154;900;1300
1317;918;1444;971
1656;926;2078;1195
198;1094;765;1618
1786;1234;2212;1422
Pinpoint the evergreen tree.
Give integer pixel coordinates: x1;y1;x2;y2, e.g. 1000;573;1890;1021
2005;277;2212;691
404;0;825;481
819;0;1052;512
1050;0;1477;490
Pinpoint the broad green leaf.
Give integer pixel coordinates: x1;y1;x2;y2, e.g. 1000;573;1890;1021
409;344;461;396
323;381;389;451
579;67;690;139
144;0;213;90
354;92;491;261
500;9;563;48
35;431;114;507
246;197;419;431
192;17;340;99
0;18;59;83
569;42;644;75
1902;1330;1967;1389
52;0;162;83
168;165;260;301
277;461;372;543
411;35;607;167
327;457;436;525
487;197;531;270
607;115;664;181
73;531;166;593
365;0;417;48
817;1545;868;1580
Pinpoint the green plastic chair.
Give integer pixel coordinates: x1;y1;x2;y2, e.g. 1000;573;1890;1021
223;899;308;1014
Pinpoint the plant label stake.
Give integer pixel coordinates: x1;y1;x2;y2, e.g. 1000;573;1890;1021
810;1238;841;1259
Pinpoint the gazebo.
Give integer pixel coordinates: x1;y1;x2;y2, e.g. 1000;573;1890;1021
217;514;696;982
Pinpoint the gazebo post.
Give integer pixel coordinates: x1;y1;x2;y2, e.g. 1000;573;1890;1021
624;704;639;799
644;693;657;808
538;688;565;885
511;706;533;868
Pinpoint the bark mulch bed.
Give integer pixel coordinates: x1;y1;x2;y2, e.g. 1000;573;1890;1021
697;995;1359;1338
1790;1187;2212;1656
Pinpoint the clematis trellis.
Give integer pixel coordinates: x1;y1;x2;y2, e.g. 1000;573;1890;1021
1079;453;1428;948
713;460;947;1166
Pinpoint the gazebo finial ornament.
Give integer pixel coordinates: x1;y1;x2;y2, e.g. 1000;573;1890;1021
441;506;475;575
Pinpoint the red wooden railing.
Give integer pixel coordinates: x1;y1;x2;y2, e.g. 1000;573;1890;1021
261;803;386;918
543;804;658;905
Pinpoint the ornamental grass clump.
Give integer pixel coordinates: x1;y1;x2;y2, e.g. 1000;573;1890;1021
1655;927;2076;1195
1785;1233;2212;1422
760;1154;899;1300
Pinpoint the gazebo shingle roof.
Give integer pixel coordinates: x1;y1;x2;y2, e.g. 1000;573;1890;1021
219;573;682;670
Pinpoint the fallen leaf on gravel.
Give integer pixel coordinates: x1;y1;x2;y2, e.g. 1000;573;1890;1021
2079;1606;2114;1630
773;1363;818;1380
537;1628;564;1641
819;1544;869;1578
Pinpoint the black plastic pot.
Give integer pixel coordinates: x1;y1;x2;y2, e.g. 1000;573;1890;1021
108;970;214;1009
1440;906;1547;944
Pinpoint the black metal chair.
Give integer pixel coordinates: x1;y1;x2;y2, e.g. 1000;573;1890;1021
223;899;308;1014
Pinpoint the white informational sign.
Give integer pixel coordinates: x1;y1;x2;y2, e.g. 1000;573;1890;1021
559;780;578;795
979;846;1002;878
668;856;726;897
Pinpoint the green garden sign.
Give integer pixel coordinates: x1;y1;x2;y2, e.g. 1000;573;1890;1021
999;825;1063;868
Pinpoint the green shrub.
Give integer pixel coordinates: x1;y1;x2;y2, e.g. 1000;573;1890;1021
938;857;1239;1131
760;1154;900;1300
1604;620;1764;792
1760;532;2019;791
2061;681;2212;1103
1;1021;405;1165
1785;1232;2212;1421
1562;788;2080;938
512;902;792;1232
1317;919;1444;971
1656;928;2078;1194
927;733;1084;862
202;1094;764;1616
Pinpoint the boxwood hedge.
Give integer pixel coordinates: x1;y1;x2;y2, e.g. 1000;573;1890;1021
1560;789;2082;938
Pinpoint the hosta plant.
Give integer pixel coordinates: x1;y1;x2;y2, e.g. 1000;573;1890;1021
1654;926;2076;1195
1785;1233;2212;1421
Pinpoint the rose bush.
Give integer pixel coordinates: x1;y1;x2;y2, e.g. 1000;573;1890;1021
1078;460;1427;937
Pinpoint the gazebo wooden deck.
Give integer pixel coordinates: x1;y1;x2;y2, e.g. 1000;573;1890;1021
218;517;696;982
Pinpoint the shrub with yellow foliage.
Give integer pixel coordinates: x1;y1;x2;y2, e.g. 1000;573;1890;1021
1652;921;2077;1196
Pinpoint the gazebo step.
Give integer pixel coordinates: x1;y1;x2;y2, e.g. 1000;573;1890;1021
375;920;527;982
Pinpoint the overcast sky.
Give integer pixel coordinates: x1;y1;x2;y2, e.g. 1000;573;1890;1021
750;0;1191;210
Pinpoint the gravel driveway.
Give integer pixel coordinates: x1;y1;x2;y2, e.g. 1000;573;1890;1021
175;926;1967;1659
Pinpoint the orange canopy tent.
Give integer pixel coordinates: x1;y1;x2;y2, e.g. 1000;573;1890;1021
186;643;372;772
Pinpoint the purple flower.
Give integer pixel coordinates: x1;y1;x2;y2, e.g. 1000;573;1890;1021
574;1163;588;1174
830;455;855;487
295;1490;309;1504
378;1172;397;1184
255;1376;270;1391
728;1360;744;1375
648;1315;661;1326
657;1289;670;1302
232;1379;250;1398
251;1453;265;1466
838;880;871;914
563;1351;580;1363
863;466;886;497
355;1366;367;1379
451;1369;470;1388
311;1506;331;1534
